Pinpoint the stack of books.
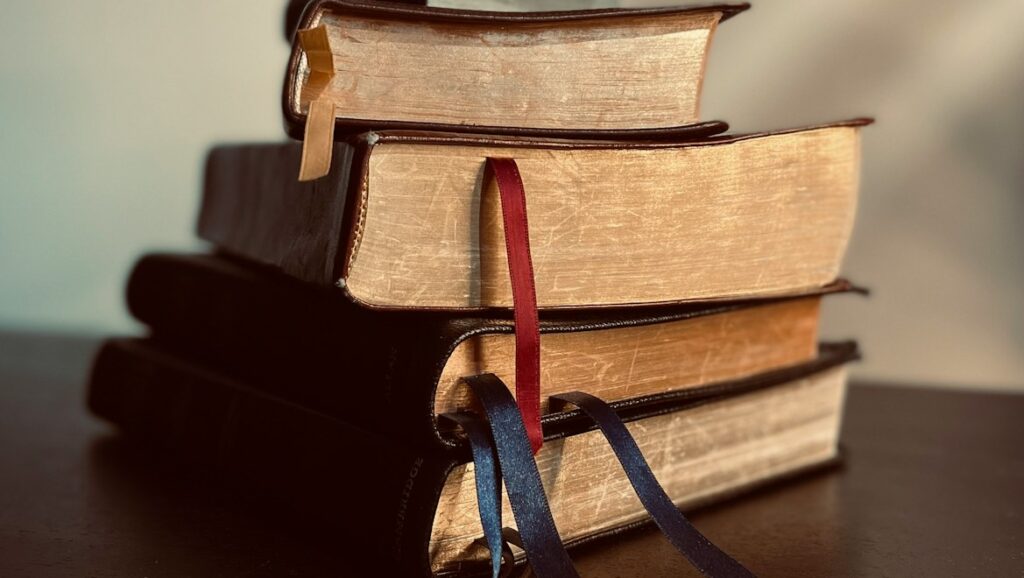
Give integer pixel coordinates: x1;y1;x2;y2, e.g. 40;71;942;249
88;1;869;576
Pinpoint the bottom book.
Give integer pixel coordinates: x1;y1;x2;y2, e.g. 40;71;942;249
88;339;854;577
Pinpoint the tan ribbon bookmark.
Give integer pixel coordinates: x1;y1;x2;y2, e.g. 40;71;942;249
297;25;336;182
299;97;336;181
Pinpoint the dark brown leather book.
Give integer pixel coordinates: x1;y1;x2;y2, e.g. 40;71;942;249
283;0;748;139
88;338;854;576
285;0;427;41
198;120;870;310
127;252;860;450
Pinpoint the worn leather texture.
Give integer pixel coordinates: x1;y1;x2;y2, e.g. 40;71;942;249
281;0;750;140
127;252;862;450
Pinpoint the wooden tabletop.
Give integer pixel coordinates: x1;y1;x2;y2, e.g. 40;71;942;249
0;332;1021;577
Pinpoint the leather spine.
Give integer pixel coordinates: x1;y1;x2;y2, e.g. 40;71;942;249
125;253;451;449
87;339;453;577
197;141;359;286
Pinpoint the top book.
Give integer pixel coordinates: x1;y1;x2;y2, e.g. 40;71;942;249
283;0;749;139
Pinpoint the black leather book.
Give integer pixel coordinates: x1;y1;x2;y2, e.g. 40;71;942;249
88;338;854;577
126;252;859;450
88;338;448;576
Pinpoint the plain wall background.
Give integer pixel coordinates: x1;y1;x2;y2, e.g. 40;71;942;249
1;0;1021;389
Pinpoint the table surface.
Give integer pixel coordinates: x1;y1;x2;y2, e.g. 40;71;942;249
0;332;1021;577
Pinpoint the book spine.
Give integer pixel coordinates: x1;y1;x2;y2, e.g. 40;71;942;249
125;255;449;448
196;143;356;287
87;340;455;577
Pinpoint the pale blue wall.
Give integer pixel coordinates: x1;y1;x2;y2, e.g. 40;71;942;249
0;1;287;331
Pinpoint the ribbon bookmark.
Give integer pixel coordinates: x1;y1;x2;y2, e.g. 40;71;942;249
485;158;543;454
299;97;335;181
297;25;336;181
465;374;580;578
297;25;335;93
440;412;506;578
550;392;756;578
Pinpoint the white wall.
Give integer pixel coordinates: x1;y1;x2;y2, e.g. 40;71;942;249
697;0;1024;390
1;1;1021;389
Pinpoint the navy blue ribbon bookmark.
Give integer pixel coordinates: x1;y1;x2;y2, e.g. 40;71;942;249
463;374;580;578
441;411;506;578
550;391;756;578
448;375;755;578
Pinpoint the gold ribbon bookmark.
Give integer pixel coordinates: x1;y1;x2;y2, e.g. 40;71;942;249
299;97;336;181
297;26;336;182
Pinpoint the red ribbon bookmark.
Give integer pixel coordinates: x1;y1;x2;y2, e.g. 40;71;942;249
486;158;543;454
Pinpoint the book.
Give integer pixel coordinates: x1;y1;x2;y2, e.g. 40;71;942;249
127;252;859;448
198;120;869;310
283;1;748;138
88;338;854;576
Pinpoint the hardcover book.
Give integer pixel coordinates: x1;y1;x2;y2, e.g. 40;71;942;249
199;121;868;310
283;0;749;138
88;338;854;576
127;252;859;449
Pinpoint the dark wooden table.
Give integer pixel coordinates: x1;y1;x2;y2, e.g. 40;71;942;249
1;332;1021;577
